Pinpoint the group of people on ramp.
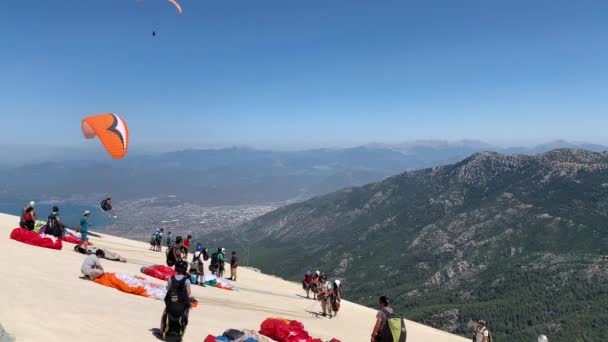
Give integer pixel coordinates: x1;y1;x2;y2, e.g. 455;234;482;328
302;270;343;319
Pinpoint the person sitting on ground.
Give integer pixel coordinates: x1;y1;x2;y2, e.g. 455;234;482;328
75;211;91;251
473;320;490;342
46;206;66;237
191;245;206;286
230;251;238;281
317;275;333;318
182;234;192;259
302;271;313;298
161;260;192;341
21;201;37;223
331;279;343;317
371;296;394;342
20;206;36;231
81;249;105;280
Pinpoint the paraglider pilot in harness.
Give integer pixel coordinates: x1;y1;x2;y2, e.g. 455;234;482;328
161;260;192;341
101;196;116;217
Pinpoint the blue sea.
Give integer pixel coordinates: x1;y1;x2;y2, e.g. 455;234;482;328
0;197;113;229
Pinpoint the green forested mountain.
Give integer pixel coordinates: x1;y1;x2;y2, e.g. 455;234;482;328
228;149;608;341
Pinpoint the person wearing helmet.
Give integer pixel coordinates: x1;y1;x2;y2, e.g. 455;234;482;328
317;275;333;318
331;279;343;316
21;201;37;222
473;320;490;342
160;260;191;341
303;271;314;298
191;244;206;286
155;228;164;252
20;206;36;231
75;211;92;251
100;196;116;217
45;206;65;237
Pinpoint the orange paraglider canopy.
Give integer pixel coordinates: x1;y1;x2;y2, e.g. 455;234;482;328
82;113;129;159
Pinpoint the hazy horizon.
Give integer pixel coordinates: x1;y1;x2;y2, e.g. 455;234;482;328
2;0;608;150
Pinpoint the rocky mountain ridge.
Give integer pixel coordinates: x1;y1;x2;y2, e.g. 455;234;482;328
223;149;608;341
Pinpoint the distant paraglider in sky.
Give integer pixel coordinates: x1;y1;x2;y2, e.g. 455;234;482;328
82;113;130;159
152;31;156;37
168;0;183;15
136;0;183;15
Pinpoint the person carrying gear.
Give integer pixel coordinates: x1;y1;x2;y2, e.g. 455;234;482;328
191;245;206;286
317;276;333;318
160;260;191;342
46;206;66;237
331;279;343;316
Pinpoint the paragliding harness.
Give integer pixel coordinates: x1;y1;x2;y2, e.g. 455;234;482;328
46;213;63;237
100;199;112;212
473;327;492;342
209;252;219;273
163;276;190;341
330;281;342;312
166;245;177;267
376;309;407;342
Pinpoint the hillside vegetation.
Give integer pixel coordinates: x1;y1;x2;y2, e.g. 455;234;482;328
228;149;608;341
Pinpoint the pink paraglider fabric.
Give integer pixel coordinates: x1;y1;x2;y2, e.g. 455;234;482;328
10;228;63;250
141;264;176;281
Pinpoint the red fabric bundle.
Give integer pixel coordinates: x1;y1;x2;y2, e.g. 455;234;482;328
141;264;176;281
10;228;62;250
260;318;332;342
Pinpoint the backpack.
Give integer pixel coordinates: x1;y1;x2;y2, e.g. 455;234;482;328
166;246;177;267
377;308;407;342
474;327;492;342
44;214;63;237
202;248;210;261
211;252;219;266
163;276;189;340
100;200;111;212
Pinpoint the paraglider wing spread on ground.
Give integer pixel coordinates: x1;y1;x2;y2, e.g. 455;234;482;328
9;228;63;250
94;273;167;300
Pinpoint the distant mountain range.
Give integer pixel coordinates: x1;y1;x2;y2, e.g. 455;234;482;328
221;149;608;341
0;140;606;206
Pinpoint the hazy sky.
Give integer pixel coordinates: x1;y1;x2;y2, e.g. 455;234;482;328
1;0;608;149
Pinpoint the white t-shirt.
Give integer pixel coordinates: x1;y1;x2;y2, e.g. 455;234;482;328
475;327;489;341
81;255;100;273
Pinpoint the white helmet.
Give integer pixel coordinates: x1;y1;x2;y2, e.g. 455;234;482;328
537;335;549;342
84;210;91;216
315;270;320;276
334;279;341;286
29;201;35;208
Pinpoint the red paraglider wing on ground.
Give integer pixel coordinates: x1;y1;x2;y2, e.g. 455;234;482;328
141;264;176;281
10;228;63;250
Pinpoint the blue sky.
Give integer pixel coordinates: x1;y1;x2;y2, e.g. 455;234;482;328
1;0;608;149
